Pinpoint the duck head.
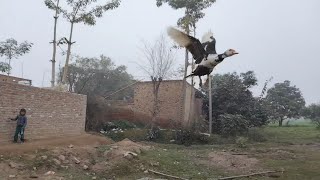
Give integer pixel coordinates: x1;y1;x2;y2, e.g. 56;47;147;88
224;49;239;57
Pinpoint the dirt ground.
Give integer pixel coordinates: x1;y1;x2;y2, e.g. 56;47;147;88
0;129;318;179
0;133;113;154
0;134;154;180
207;152;260;174
0;134;282;179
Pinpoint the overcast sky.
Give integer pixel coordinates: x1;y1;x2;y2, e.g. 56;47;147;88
0;0;319;104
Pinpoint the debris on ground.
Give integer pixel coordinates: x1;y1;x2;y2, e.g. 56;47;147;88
44;171;55;176
104;138;151;161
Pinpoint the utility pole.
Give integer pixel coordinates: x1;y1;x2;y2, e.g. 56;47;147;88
209;75;212;134
188;26;196;128
181;24;190;127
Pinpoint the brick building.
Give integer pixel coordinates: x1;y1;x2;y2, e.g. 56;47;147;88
128;80;204;127
0;74;32;85
0;81;87;143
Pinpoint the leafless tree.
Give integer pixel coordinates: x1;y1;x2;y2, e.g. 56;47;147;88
138;34;176;138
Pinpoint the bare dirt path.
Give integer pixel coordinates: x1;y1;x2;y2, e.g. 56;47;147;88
0;133;113;154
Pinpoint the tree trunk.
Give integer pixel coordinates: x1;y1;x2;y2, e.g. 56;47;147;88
279;118;283;127
7;58;11;76
62;21;74;84
7;52;12;76
151;78;161;129
51;0;60;87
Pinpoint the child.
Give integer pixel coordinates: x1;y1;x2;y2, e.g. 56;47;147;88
10;109;27;143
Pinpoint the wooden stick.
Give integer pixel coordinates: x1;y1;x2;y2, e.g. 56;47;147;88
148;169;188;180
218;170;283;180
231;153;250;155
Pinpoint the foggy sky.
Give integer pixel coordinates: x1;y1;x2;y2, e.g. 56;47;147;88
0;0;319;104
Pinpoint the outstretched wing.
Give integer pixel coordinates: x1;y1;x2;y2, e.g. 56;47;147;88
167;27;207;64
201;31;217;55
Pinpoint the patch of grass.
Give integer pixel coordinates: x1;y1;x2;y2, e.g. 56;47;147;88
247;127;268;142
96;145;112;154
264;126;320;144
139;144;226;179
254;146;320;180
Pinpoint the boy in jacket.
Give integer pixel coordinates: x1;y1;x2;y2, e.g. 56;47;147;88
10;109;27;143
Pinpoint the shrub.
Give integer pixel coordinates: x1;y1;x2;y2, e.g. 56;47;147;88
219;114;249;137
174;130;194;146
236;137;248;148
146;127;161;141
173;130;212;146
111;120;141;130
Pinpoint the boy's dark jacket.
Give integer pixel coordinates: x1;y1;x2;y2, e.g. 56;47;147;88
13;115;27;126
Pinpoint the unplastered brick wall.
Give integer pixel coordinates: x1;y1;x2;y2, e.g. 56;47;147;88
0;74;32;85
0;82;87;143
130;80;204;127
132;81;185;123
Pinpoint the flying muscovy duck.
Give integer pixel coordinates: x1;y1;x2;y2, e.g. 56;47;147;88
167;27;239;86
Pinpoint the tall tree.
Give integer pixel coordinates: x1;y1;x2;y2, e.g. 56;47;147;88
265;80;306;126
138;34;176;138
59;55;133;99
45;0;61;87
156;0;216;125
45;0;121;84
203;71;268;135
240;71;258;88
0;38;33;75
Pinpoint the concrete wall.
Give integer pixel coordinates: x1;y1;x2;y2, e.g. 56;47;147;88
0;82;87;143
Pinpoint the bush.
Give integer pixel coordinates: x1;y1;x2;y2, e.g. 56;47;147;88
174;130;212;146
109;120;144;130
146;127;161;141
247;127;267;142
236;137;248;148
219;114;249;137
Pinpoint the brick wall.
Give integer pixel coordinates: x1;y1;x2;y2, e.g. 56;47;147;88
131;81;184;122
86;96;174;131
129;80;203;127
0;82;87;143
0;74;32;85
85;81;204;130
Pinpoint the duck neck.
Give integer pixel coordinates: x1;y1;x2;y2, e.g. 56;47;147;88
216;53;227;62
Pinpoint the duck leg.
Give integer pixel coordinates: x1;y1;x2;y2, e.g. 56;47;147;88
199;76;203;87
